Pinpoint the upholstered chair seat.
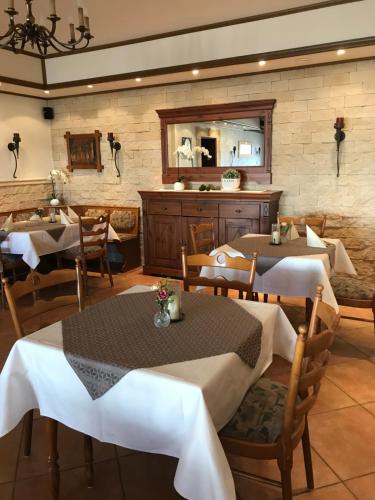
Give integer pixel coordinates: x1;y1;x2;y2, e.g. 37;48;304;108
222;378;299;444
62;245;102;258
330;273;375;301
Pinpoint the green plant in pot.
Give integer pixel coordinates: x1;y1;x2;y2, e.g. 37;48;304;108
221;169;241;191
174;173;186;191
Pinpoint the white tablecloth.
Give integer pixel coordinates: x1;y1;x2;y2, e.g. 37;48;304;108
200;235;356;311
0;285;297;500
0;221;118;269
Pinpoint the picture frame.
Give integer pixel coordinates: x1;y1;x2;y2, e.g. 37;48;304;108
238;141;252;157
64;130;103;172
181;137;192;149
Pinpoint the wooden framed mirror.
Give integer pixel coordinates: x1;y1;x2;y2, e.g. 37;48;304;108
157;99;276;184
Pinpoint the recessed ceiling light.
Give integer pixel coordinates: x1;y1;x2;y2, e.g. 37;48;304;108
87;84;94;88
258;60;266;67
135;77;142;82
44;90;50;94
337;49;346;56
296;57;308;62
192;69;199;76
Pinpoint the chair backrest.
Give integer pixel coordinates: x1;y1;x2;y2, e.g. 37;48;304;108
307;284;341;338
3;258;84;339
189;223;215;254
279;215;326;237
181;245;257;300
78;214;110;257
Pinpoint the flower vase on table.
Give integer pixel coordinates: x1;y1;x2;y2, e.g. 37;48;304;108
154;300;171;328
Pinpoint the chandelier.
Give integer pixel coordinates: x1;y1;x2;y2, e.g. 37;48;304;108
1;0;93;55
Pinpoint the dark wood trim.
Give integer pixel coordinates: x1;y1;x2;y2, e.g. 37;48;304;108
0;75;44;89
1;45;41;59
156;100;275;185
138;190;283;202
43;0;362;60
44;36;375;90
41;59;47;87
0;89;43;100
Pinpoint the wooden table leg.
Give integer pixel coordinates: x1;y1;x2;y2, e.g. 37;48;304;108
84;435;94;488
46;418;60;500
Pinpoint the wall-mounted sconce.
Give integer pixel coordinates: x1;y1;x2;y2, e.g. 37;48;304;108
107;132;121;177
7;133;21;178
334;117;345;177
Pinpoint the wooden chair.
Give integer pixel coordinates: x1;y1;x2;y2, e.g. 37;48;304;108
0;247;26;308
330;273;375;332
2;259;85;457
279;215;327;237
219;285;339;500
60;214;113;293
189;222;215;254
181;245;257;300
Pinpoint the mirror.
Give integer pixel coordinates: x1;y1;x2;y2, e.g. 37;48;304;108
157;99;275;184
167;117;265;168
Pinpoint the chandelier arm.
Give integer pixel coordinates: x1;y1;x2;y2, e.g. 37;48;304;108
49;31;88;51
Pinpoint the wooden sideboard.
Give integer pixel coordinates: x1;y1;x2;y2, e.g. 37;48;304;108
139;190;282;277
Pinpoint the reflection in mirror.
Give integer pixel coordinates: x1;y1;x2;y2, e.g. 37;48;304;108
167;118;265;168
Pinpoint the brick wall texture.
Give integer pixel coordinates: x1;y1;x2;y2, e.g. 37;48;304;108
47;59;375;278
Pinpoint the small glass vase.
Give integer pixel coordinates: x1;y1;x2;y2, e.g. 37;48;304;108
154;301;171;328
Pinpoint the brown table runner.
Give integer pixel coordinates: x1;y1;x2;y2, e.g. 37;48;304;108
62;291;263;400
229;236;336;275
0;223;67;242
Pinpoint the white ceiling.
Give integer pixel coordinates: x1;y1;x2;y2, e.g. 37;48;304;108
0;0;337;48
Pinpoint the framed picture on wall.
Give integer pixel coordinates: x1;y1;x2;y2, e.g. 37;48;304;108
181;137;192;150
238;141;252;157
64;130;103;172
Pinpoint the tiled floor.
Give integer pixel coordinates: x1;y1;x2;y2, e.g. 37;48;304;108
0;268;374;500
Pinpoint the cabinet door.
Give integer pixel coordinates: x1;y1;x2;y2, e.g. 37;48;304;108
147;215;182;269
219;218;260;245
182;217;219;254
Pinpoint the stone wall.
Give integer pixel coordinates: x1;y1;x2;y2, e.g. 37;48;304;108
50;60;375;278
0;180;51;212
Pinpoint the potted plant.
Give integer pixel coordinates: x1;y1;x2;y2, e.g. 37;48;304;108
221;169;241;191
48;169;68;205
174;175;186;191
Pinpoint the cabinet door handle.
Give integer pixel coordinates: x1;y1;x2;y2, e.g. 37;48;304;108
235;209;242;213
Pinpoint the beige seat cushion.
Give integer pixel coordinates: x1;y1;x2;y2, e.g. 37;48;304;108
114;232;138;242
84;209;106;218
330;274;375;301
62;245;103;259
110;210;136;233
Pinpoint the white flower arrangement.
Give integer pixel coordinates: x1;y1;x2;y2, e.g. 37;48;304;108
175;145;213;161
48;169;69;183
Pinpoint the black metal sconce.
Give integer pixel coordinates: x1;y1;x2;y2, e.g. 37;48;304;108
7;133;21;178
107;132;122;177
334;117;345;177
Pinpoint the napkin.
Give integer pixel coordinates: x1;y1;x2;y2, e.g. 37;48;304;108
289;223;299;240
60;211;73;225
306;225;326;248
67;206;79;222
1;213;13;231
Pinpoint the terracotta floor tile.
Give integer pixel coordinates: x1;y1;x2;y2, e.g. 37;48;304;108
263;355;291;377
14;459;123;500
325;359;375;404
119;453;183;499
309;377;357;415
363;402;375;417
228;442;339;491
345;472;375;500
233;474;282;500
0;423;22;484
328;337;367;365
296;483;356;499
0;482;14;500
337;320;375;358
17;419;115;480
309;406;375;480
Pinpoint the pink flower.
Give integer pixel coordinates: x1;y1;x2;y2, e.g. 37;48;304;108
158;289;169;301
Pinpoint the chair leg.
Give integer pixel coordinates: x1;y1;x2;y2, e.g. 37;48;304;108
23;410;34;457
0;273;5;309
104;256;114;288
278;458;293;500
263;293;268;303
302;419;314;490
84;435;94;488
277;295;281;302
82;260;89;296
47;418;60;500
99;258;105;278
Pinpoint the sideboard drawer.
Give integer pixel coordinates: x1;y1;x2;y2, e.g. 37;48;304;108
148;200;181;216
219;203;260;219
182;201;218;218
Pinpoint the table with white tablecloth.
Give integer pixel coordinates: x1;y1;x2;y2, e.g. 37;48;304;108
200;234;356;311
0;221;118;269
0;285;297;500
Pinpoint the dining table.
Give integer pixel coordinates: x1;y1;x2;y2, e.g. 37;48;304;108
0;285;298;500
200;233;356;311
0;218;119;269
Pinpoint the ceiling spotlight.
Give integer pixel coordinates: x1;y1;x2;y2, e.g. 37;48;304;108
87;84;94;88
258;60;266;67
192;69;200;76
337;49;346;56
44;90;50;94
135;77;142;82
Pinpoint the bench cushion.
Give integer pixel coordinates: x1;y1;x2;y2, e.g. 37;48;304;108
110;210;136;233
221;378;291;444
330;274;375;301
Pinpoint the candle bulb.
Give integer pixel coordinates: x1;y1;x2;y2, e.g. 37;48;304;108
8;0;14;9
84;16;90;32
78;7;84;26
50;0;56;15
69;23;75;41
